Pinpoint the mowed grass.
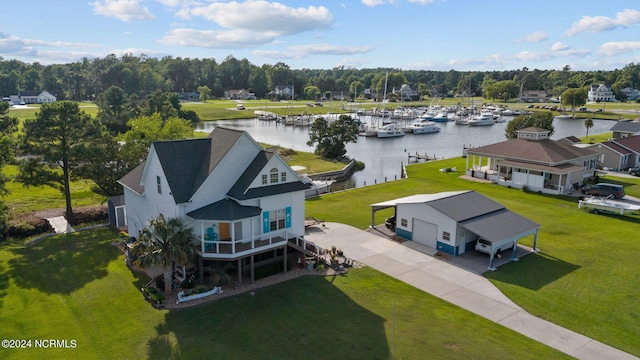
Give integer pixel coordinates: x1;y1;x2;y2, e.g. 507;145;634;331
2;165;106;216
0;230;568;359
306;157;640;356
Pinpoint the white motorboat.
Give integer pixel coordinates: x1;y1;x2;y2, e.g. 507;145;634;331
432;112;449;122
402;120;440;134
302;176;334;198
376;123;405;138
467;112;495;126
578;196;640;215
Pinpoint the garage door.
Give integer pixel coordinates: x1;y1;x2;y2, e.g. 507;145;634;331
412;219;437;248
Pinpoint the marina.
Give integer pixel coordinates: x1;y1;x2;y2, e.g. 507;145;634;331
195;115;614;188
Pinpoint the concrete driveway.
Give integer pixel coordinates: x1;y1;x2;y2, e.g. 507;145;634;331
304;222;637;360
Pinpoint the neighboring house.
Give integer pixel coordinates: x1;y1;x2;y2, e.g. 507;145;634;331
274;85;294;100
590;141;634;171
371;191;540;270
326;91;348;101
393;84;417;101
118;127;311;284
465;127;600;194
224;89;256;100
588;84;616;102
518;90;548;103
10;90;56;104
178;92;199;101
609;120;640;139
620;87;640;101
592;135;640;171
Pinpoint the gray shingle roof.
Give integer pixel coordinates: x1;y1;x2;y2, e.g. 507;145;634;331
459;208;540;241
118;127;246;203
427;191;505;222
609;121;640;133
187;198;261;221
118;161;146;195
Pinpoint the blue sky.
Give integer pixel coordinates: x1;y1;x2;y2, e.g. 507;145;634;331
1;0;639;71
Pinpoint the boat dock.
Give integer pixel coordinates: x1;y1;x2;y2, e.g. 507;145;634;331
407;152;438;163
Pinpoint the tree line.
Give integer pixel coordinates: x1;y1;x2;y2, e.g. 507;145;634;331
1;54;639;102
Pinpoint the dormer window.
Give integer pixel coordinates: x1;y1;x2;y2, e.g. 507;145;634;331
156;176;162;194
270;168;279;183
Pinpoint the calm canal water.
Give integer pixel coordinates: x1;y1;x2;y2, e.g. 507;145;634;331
196;116;614;188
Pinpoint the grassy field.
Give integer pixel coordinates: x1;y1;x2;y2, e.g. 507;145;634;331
0;230;569;359
306;157;640;356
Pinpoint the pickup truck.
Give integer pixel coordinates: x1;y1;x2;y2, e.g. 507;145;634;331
475;238;512;255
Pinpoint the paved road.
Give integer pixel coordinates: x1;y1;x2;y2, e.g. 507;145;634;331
304;222;638;360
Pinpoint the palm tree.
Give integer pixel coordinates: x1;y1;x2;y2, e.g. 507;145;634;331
584;118;594;139
131;214;197;295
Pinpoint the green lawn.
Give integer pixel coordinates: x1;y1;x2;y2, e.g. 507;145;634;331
306;158;640;356
0;230;568;359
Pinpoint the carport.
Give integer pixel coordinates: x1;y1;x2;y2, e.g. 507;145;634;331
369;195;428;228
460;208;540;270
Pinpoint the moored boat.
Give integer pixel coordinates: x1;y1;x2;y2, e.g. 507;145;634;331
376;123;405;138
401;120;440;134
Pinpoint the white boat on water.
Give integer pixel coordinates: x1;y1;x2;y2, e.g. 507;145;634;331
376;123;405;138
555;114;575;120
432;112;449;122
467;112;494;126
401;120;440;134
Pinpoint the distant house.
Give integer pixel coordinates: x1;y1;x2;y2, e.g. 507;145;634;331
274;85;294;100
326;91;347;101
588;84;616;102
393;84;417;101
609;120;640;139
465;127;600;194
224;89;256;100
178;92;199;101
591;135;640;171
620;87;640;101
118;127;310;285
518;90;548;103
371;191;540;270
11;90;56;104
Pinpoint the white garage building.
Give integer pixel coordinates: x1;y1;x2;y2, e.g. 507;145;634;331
371;191;540;270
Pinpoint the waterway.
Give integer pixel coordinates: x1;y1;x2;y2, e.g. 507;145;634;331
195;115;614;188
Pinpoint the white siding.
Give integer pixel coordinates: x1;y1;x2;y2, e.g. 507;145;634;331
188;134;260;212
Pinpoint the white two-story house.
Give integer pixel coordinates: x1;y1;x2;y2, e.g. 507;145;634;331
119;127;310;284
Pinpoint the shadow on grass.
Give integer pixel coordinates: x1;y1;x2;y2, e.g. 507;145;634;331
485;252;580;290
0;263;8;309
150;275;389;359
8;229;120;294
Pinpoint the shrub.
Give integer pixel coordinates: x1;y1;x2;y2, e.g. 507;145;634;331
150;293;165;303
181;279;195;289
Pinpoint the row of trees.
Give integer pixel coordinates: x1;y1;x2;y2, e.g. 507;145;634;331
2;55;640;103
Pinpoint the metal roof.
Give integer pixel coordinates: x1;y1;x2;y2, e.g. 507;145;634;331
459;208;540;242
187;198;261;221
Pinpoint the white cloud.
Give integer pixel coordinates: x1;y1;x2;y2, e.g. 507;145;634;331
91;0;155;22
565;9;640;36
159;28;278;48
361;0;398;7
521;31;548;43
598;41;640;56
551;42;569;52
163;2;334;49
253;43;373;59
185;1;332;34
289;43;373;55
407;0;436;4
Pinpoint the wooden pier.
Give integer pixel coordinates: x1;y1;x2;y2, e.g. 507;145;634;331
408;152;438;163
